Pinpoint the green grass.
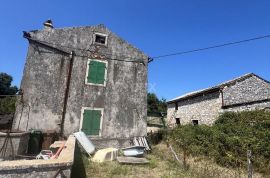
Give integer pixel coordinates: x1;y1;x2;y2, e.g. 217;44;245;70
77;143;265;178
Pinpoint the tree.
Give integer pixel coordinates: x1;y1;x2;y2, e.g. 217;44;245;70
147;92;167;116
0;73;18;95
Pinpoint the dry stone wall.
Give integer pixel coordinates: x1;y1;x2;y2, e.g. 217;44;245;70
167;92;222;126
222;75;270;106
167;75;270;127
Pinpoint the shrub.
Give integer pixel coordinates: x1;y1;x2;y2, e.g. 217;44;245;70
148;129;167;145
0;96;17;115
168;110;270;175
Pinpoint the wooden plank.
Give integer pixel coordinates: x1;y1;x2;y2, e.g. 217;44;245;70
117;156;149;164
132;137;151;151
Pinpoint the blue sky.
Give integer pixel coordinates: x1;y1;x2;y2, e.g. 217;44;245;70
0;1;270;100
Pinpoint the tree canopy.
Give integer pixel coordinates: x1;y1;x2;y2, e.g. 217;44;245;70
0;73;18;95
147;92;167;116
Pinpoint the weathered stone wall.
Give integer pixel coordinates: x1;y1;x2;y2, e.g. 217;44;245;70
167;92;222;126
0;114;13;130
167;75;270;127
0;132;29;158
166;104;177;126
222;101;270;112
0;167;71;178
13;25;148;147
90;137;132;149
13;44;69;132
147;116;164;133
222;75;270;106
0;135;75;178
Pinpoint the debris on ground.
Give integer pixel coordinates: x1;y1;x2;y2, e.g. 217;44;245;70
36;150;53;160
36;140;66;159
117;156;149;164
132;136;151;151
92;148;118;162
74;131;95;155
122;145;145;157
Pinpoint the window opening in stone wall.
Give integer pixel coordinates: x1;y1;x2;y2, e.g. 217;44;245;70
175;102;178;110
192;120;199;125
94;33;107;45
175;118;180;125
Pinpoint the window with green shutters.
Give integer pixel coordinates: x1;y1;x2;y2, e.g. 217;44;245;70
86;59;107;86
81;109;103;136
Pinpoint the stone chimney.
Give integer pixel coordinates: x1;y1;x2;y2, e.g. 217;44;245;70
43;19;53;29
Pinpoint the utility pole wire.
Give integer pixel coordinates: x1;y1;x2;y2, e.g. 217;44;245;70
150;34;270;60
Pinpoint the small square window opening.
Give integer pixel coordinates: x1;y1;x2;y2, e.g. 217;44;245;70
192;120;199;125
95;34;107;45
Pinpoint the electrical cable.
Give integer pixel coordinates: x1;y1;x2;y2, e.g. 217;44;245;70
150;34;270;60
24;32;270;63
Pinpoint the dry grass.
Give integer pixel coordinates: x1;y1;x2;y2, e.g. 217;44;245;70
83;143;266;178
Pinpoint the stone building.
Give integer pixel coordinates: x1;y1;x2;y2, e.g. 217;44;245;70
167;73;270;127
13;20;148;147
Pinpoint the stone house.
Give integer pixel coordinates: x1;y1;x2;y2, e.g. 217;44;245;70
12;20;148;147
167;73;270;127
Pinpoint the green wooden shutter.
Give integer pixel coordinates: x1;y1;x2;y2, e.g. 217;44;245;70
91;110;101;135
87;61;97;84
87;60;106;84
82;109;101;135
96;62;106;84
82;110;92;135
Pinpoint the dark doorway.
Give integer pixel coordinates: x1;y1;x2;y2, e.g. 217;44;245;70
175;118;180;125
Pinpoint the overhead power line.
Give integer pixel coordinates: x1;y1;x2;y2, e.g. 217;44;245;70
150;34;270;61
24;31;270;63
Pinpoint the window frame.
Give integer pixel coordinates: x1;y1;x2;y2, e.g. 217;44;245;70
80;107;104;137
93;32;108;46
85;59;108;87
